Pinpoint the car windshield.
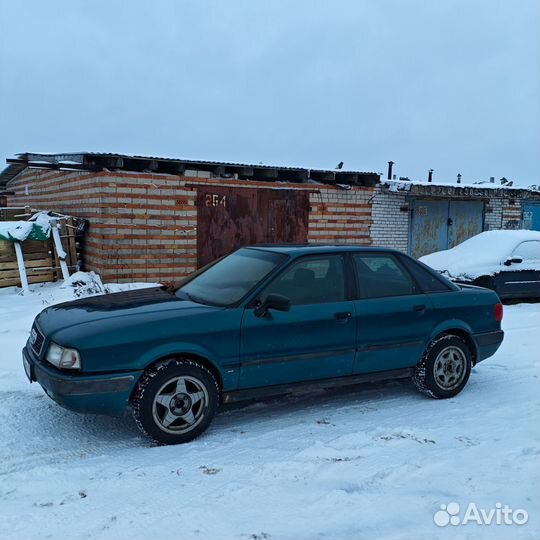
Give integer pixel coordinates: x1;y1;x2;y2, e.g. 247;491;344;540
177;248;287;306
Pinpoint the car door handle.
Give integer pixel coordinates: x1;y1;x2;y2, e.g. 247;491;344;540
334;311;352;320
413;304;426;313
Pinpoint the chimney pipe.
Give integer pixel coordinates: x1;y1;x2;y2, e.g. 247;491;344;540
490;176;495;183
457;173;462;184
387;161;394;180
428;169;434;183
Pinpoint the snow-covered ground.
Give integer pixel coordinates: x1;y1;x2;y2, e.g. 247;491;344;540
0;280;539;540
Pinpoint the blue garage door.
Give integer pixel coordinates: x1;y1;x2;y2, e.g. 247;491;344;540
410;200;484;258
448;200;485;248
523;202;540;231
410;201;449;259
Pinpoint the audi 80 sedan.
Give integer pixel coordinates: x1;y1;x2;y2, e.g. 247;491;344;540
23;245;504;444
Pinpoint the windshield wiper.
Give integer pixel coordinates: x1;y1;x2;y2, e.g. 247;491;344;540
179;291;207;305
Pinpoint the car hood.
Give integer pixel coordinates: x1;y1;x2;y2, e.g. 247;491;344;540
36;286;218;336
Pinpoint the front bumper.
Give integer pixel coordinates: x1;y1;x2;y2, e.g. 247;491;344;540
23;346;141;416
472;330;504;363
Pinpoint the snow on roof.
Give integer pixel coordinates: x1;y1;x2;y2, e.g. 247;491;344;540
381;179;539;193
420;230;540;279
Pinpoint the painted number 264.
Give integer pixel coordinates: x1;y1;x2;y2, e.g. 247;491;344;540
205;194;227;208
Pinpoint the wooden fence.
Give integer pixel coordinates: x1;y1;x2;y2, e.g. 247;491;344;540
0;207;82;288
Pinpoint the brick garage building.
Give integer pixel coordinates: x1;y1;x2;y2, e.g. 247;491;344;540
0;153;379;282
371;179;540;258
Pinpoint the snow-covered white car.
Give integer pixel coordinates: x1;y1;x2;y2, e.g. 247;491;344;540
420;230;540;300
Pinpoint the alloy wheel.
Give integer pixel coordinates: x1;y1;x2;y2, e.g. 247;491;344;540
433;346;467;391
152;375;209;434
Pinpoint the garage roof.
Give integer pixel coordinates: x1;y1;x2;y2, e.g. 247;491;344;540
0;152;380;188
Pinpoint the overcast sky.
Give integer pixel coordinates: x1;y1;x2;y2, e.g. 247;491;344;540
0;0;538;185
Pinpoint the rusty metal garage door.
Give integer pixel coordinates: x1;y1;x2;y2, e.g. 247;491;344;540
447;201;484;248
409;200;449;259
410;200;484;258
196;186;309;267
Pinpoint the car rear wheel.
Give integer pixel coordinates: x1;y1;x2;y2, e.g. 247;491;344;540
132;359;220;444
413;335;472;399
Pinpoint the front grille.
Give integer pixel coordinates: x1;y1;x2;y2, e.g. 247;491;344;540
30;324;45;356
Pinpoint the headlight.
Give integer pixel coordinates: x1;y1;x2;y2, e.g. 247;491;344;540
46;342;81;370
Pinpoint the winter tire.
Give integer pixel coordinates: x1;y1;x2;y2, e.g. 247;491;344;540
413;334;472;399
132;359;219;444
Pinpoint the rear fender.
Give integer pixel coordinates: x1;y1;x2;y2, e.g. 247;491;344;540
428;319;475;342
427;319;478;362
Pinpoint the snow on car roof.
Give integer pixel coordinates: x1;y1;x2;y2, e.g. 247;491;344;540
420;230;540;279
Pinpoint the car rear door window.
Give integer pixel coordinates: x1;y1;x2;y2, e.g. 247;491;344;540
353;253;417;298
261;256;346;305
399;256;451;293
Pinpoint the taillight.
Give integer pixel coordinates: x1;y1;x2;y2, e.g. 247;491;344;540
494;303;503;322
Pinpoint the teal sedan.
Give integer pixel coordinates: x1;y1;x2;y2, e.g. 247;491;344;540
23;245;504;444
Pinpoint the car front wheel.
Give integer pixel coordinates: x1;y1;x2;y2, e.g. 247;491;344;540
132;359;219;444
413;334;472;399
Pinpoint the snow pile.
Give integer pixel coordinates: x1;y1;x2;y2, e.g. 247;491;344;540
4;271;159;299
59;271;161;297
60;271;107;297
420;230;540;279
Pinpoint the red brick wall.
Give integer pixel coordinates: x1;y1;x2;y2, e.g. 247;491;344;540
501;200;523;229
6;168;107;272
6;169;375;283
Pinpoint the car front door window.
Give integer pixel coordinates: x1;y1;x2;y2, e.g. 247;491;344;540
260;256;346;305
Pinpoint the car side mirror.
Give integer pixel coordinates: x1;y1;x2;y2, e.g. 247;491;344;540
504;256;523;266
254;293;291;317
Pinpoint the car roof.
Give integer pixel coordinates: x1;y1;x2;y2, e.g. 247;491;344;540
244;243;402;256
